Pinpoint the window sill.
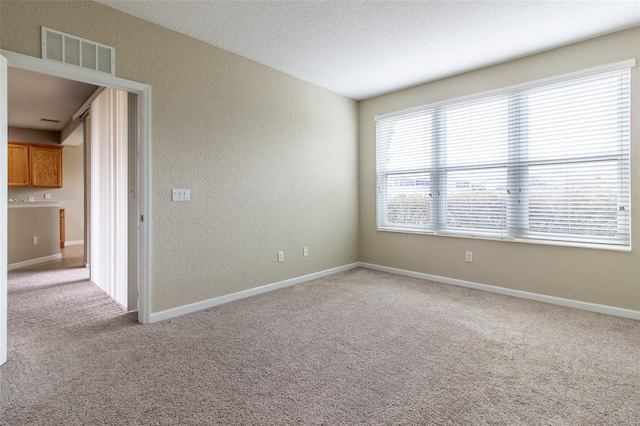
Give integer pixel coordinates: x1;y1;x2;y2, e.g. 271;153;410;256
376;227;632;252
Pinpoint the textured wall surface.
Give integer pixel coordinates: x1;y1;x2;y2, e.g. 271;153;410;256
1;1;359;312
359;28;640;311
8;206;60;264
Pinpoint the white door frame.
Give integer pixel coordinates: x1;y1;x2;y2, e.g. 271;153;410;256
1;49;152;326
1;54;8;366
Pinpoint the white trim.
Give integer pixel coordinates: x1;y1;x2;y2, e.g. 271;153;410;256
64;240;84;246
1;49;147;92
8;201;62;208
1;53;8;366
359;263;640;321
8;254;63;271
374;59;637;121
2;49;152;324
150;263;360;323
138;87;152;324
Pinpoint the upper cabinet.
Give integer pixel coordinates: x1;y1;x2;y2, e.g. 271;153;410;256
8;143;63;188
8;144;30;186
30;145;63;187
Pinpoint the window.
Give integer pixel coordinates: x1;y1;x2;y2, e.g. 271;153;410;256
376;63;632;248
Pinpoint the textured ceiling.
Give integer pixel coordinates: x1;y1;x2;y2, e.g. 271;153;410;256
97;0;640;100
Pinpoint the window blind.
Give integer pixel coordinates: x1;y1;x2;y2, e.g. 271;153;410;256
376;64;631;247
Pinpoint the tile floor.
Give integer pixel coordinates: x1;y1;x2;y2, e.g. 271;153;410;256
15;244;85;271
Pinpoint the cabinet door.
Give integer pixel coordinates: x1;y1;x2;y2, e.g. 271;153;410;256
8;144;30;186
30;146;63;188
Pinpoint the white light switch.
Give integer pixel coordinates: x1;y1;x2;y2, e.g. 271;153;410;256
172;189;190;202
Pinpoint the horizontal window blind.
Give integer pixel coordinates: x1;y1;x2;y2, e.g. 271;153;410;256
376;110;434;230
376;65;631;247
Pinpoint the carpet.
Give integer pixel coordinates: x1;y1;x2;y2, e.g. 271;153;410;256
1;266;639;425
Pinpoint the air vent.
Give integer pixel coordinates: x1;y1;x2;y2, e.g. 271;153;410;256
42;27;115;75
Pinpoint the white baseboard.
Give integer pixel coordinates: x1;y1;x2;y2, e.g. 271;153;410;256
150;261;639;323
359;262;640;321
150;263;360;323
8;254;63;271
64;240;84;246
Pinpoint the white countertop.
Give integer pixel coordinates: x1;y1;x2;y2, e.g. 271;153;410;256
8;201;62;209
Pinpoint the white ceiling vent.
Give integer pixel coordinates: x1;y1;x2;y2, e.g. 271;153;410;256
41;27;115;75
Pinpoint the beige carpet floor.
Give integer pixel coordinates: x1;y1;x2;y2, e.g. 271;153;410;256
1;266;639;425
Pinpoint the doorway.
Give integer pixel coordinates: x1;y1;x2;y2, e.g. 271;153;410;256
1;49;152;366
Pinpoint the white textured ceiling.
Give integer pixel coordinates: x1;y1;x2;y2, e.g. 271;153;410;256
97;0;640;100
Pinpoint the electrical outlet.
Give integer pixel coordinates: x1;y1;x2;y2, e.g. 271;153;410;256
32;236;38;245
278;251;284;263
303;247;309;257
465;251;473;262
28;196;34;202
44;193;51;200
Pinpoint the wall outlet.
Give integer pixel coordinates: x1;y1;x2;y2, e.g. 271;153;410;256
28;196;35;202
44;193;51;200
465;251;473;262
278;251;284;263
32;236;38;245
303;247;309;257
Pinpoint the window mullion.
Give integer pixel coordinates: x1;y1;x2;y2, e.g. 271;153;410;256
433;108;445;232
507;92;528;238
615;72;630;240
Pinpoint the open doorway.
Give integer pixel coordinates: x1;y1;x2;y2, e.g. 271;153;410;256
8;73;138;312
1;50;152;366
1;49;151;316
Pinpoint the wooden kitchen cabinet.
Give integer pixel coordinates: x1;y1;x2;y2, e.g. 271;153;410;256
8;143;30;186
30;145;63;187
7;142;63;188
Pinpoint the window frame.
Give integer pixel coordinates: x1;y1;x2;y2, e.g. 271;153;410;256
375;60;634;251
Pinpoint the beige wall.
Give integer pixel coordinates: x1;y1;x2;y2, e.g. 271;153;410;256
0;1;359;312
8;206;60;264
8;127;59;144
7;128;85;243
6;1;633;315
359;28;640;311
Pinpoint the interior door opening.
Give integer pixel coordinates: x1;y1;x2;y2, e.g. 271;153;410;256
6;70;137;312
1;48;152;367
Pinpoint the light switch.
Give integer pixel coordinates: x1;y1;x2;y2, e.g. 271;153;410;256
172;189;191;202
